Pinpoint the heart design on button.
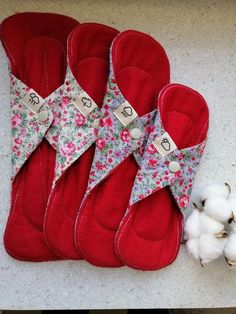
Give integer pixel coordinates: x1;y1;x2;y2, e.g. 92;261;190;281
81;97;92;108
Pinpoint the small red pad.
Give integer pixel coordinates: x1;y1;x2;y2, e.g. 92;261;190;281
115;84;209;270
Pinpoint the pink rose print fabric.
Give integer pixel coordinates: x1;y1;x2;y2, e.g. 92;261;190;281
84;62;156;195
129;110;207;217
54;67;101;182
10;74;64;178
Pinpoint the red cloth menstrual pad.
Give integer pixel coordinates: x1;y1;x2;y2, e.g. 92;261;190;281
44;24;119;259
75;30;170;267
1;13;79;261
115;84;209;270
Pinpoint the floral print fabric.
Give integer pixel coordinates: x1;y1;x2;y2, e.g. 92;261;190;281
11;66;101;183
11;48;205;218
85;60;156;195
10;74;64;179
54;67;101;182
130;110;207;217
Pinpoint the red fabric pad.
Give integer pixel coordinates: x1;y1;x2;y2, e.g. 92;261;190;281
1;13;79;261
115;84;209;270
75;30;170;267
44;24;119;259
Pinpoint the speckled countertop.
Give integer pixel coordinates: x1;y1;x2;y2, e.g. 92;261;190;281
0;0;235;310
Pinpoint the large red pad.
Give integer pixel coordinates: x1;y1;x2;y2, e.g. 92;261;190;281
1;13;79;261
44;24;119;259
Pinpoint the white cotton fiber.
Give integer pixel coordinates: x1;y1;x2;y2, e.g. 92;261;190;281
228;192;236;219
199;212;224;235
203;197;232;222
224;233;236;266
200;183;230;202
229;221;236;232
184;183;235;265
186;238;200;261
184;209;200;240
199;234;227;265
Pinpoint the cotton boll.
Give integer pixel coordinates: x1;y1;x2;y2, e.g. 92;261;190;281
229;221;236;232
203;197;233;222
228;192;236;220
199;212;225;235
186;238;200;261
224;220;235;236
199;234;227;265
184;209;200;240
224;233;236;266
200;183;230;203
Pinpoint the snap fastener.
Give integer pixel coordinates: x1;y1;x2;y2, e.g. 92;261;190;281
38;111;49;122
168;161;180;173
131;128;142;140
91;118;100;128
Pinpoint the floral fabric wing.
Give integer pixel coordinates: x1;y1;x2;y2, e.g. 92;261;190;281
130;111;206;217
133;110;156;165
85;64;157;195
54;68;101;182
44;86;65;149
11;74;62;178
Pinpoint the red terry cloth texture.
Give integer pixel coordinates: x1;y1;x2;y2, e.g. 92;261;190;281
1;12;79;261
75;30;170;267
115;84;209;270
44;23;119;259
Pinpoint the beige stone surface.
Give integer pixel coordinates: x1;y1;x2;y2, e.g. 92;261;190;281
0;0;236;310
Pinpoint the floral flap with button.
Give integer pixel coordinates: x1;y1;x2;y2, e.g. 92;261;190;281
129;110;207;218
11;74;64;179
84;58;156;197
